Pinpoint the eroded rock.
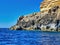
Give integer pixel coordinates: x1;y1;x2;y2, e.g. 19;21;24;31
10;0;60;31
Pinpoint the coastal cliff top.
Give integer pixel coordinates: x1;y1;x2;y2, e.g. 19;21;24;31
40;0;60;12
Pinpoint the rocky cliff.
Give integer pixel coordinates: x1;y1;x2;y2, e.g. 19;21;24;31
10;0;60;31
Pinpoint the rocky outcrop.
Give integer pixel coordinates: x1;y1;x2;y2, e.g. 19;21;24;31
10;0;60;31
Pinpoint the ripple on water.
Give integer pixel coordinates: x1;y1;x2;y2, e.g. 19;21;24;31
0;28;60;45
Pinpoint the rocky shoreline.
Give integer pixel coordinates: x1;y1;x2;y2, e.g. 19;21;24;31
10;0;60;31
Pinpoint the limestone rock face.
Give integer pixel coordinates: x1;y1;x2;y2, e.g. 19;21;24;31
10;0;60;31
40;0;60;12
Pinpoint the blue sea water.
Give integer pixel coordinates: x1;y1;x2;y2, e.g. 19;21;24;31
0;28;60;45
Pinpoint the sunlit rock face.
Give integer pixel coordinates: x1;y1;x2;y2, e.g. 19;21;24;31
40;0;60;12
10;0;60;31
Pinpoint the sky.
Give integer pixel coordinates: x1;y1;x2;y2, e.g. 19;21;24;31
0;0;42;28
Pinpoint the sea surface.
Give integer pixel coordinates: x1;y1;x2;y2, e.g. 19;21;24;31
0;28;60;45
